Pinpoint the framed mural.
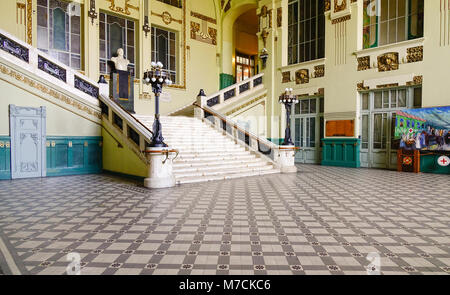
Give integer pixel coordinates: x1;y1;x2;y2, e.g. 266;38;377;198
394;106;450;151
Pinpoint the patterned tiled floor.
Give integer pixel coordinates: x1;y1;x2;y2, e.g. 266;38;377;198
0;165;449;275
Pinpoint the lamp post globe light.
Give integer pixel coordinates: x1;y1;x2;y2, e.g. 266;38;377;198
279;88;299;146
143;61;173;147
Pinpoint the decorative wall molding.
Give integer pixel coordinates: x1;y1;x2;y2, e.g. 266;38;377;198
314;65;325;78
332;15;351;24
325;0;331;12
38;55;67;82
277;8;282;28
357;82;369;91
406;75;423;86
190;11;216;25
406;46;423;63
151;11;182;25
0;63;101;120
295;69;309;84
0;34;29;62
106;0;138;16
334;0;347;13
26;0;32;45
376;83;399;89
377;52;399;72
190;21;217;45
282;71;291;83
357;56;370;71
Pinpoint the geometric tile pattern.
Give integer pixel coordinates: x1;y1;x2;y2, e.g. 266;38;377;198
0;165;449;275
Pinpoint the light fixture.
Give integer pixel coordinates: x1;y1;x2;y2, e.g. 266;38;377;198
279;88;299;146
143;62;173;147
88;0;98;25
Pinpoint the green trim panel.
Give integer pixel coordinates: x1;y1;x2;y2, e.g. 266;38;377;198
220;73;234;90
0;136;11;180
322;138;361;168
267;138;284;145
420;153;450;175
46;136;103;177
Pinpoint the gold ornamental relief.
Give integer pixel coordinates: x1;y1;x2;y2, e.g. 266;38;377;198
107;0;138;16
334;0;347;13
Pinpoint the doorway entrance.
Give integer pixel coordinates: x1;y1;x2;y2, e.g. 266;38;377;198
292;97;324;164
235;52;256;83
360;87;422;169
9;105;47;179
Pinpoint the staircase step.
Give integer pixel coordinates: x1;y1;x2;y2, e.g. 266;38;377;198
174;165;275;178
174;161;270;173
173;158;264;168
176;169;281;184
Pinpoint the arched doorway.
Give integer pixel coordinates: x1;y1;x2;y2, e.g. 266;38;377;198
220;1;258;89
233;9;258;83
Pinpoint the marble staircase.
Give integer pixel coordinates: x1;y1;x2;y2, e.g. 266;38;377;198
134;115;280;184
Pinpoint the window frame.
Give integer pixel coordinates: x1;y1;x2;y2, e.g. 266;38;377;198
288;0;325;65
151;26;178;84
99;12;136;76
36;0;83;70
363;0;424;49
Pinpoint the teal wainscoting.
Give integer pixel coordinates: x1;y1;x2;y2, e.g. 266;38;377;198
0;136;11;180
220;73;234;90
420;153;450;175
322;138;361;168
46;136;103;177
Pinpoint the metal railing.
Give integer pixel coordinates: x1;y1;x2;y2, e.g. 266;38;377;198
193;101;278;164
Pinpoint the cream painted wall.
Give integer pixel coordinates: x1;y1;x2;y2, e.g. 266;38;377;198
231;102;266;137
0;79;101;137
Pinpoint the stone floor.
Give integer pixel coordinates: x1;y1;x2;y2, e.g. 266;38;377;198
0;164;449;275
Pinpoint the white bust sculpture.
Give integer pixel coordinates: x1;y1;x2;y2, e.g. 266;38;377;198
111;48;129;72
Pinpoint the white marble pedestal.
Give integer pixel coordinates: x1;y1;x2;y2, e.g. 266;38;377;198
144;147;176;189
276;145;298;173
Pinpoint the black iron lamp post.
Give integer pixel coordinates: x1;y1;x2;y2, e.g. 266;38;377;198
143;61;173;147
279;88;299;146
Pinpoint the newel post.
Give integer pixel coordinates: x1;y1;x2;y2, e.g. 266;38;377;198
194;89;207;120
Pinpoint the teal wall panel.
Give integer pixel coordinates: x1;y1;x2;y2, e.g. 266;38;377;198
220;73;234;90
0;136;11;180
420;154;450;175
322;138;361;168
46;136;103;177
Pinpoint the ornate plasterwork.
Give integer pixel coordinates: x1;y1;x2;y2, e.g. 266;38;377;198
331;15;351;24
406;75;423;86
357;56;370;71
26;0;32;45
325;0;331;12
295;69;309;84
314;65;325;78
151;11;182;25
191;11;217;25
377;52;399;72
190;11;217;45
357;82;369;91
407;46;423;63
334;0;347;13
0;64;101;120
282;72;291;83
107;0;138;16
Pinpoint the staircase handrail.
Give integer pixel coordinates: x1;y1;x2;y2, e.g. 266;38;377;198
167;73;264;116
193;101;279;163
0;29;99;108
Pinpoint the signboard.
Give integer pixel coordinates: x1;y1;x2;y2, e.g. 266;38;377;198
394;106;450;151
326;120;354;137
